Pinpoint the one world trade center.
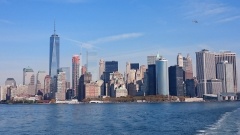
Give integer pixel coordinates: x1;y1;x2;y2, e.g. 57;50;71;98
49;23;60;80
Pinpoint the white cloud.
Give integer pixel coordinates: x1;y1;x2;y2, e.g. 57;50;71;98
216;15;240;23
88;33;144;45
182;0;240;24
63;38;94;49
183;1;229;18
64;32;144;50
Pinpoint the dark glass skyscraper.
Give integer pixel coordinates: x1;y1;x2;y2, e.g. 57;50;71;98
130;63;139;70
147;64;156;95
169;65;184;96
105;61;118;72
49;24;60;78
103;61;118;95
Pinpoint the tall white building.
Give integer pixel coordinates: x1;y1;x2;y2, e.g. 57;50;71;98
56;71;66;101
177;53;183;67
215;51;237;93
23;67;35;95
99;59;105;80
216;61;234;93
196;49;216;94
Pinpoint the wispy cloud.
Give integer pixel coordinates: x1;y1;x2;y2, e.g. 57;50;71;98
184;1;229;18
183;1;229;19
64;32;144;50
64;38;94;49
0;19;14;24
88;33;144;45
182;0;239;24
42;0;87;4
216;15;240;23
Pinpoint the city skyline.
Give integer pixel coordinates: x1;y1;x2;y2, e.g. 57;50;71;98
0;0;240;87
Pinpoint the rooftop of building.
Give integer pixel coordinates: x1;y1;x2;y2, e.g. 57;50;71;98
23;67;33;72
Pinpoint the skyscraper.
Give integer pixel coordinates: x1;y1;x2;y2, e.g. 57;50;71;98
5;78;16;87
183;54;193;80
99;59;105;80
140;65;147;79
23;67;35;95
177;53;183;67
87;51;98;81
169;65;184;96
147;64;156;95
59;67;71;89
72;55;80;97
55;71;66;101
36;71;47;94
215;51;237;93
44;75;51;95
105;61;118;72
216;61;234;93
196;49;216;95
78;72;92;101
103;61;118;95
147;56;157;65
23;67;35;85
130;63;139;70
156;57;169;95
49;23;60;78
185;78;198;97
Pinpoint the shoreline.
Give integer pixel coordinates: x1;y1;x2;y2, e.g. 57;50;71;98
1;100;239;105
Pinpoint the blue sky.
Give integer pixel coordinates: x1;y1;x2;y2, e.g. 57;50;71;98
0;0;240;86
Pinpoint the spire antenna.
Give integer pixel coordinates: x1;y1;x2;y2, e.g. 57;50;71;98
54;19;56;34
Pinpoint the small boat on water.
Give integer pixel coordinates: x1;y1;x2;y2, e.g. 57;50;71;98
55;99;80;104
89;100;103;103
68;99;80;104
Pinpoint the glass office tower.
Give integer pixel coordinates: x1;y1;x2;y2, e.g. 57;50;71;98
49;26;60;78
156;57;169;95
49;24;60;97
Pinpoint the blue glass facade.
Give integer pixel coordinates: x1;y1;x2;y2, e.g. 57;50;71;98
130;63;139;70
105;61;118;72
49;33;60;78
147;64;156;95
156;59;169;95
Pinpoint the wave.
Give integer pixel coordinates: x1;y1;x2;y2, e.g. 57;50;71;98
196;107;240;135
